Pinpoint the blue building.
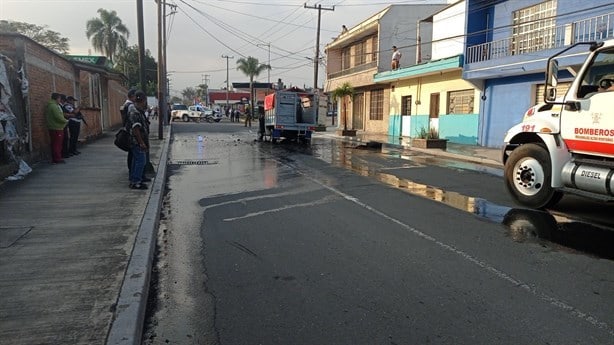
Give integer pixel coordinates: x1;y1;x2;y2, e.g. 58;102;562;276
463;0;614;147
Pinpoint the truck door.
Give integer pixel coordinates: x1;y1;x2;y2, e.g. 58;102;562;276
561;49;614;157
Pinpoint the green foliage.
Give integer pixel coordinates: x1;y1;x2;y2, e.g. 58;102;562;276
236;56;271;116
113;45;158;93
331;82;354;130
331;82;354;101
86;8;129;62
0;20;69;54
416;126;439;139
181;87;197;103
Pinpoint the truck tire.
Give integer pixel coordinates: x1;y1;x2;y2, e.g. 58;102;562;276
182;114;189;122
504;143;563;209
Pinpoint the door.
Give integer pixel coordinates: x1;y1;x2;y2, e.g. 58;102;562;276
429;93;440;133
353;93;365;130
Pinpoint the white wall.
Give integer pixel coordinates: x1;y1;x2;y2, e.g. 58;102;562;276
432;1;466;60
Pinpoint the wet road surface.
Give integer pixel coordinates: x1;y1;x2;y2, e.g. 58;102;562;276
144;122;614;345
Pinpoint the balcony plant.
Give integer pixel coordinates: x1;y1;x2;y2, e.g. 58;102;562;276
411;126;447;149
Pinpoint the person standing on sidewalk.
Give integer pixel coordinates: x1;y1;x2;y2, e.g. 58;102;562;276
59;94;72;158
64;96;82;156
45;92;68;164
121;89;137;175
126;90;149;190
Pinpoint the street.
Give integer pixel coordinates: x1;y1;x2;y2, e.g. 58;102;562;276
143;121;614;345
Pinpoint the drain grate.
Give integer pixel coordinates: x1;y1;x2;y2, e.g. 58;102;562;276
172;160;218;165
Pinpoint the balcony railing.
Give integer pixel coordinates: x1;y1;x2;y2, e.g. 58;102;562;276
327;61;377;79
466;12;614;64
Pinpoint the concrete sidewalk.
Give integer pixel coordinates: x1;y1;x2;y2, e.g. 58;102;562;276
314;128;503;168
0;127;170;345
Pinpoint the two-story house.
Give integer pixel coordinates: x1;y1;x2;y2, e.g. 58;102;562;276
324;2;450;136
463;0;614;147
373;0;481;144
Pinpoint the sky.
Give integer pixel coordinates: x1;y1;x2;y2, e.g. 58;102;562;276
0;0;429;97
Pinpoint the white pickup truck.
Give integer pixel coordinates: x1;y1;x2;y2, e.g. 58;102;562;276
171;104;212;122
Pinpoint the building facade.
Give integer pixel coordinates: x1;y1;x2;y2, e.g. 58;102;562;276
464;0;614;147
324;3;451;135
374;0;481;144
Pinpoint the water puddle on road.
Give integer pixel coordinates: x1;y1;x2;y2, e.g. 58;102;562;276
309;140;614;261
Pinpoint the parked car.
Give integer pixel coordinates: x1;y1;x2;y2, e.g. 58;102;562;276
171;104;209;122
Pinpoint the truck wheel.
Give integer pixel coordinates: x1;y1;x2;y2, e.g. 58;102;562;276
504;143;563;209
182;114;189;122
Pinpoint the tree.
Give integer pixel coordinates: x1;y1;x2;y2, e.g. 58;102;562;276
114;45;158;93
0;20;69;54
331;82;354;131
86;8;129;62
196;84;208;105
236;56;271;119
181;87;197;104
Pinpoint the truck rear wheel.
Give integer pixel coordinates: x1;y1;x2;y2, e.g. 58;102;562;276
182;114;189;122
504;143;563;209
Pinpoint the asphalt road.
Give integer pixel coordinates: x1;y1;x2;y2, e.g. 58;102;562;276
143;121;614;345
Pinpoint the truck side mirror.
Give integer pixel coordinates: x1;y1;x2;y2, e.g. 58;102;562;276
545;59;559;102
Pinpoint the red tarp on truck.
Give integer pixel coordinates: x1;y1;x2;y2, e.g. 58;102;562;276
264;93;275;111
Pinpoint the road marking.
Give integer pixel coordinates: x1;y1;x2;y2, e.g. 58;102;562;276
223;195;338;222
203;189;318;211
295;166;614;337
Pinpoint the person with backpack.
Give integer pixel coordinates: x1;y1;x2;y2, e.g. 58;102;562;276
125;90;150;190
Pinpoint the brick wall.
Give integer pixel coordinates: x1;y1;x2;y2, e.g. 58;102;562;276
0;33;128;178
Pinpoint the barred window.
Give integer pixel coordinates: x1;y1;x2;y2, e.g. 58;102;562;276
401;95;412;115
356;40;366;65
447;89;474;114
512;0;557;54
370;89;384;120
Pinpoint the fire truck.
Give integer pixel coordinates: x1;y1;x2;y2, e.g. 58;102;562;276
502;40;614;208
263;87;318;143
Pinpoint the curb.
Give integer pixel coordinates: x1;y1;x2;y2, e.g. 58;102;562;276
105;125;171;345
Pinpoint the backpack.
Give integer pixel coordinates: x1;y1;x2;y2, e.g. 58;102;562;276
114;127;131;152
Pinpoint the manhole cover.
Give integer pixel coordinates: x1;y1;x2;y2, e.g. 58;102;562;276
172;160;218;165
0;226;32;248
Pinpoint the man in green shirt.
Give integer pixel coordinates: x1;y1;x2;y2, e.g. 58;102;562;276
45;92;68;163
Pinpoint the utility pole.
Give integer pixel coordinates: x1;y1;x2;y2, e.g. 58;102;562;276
201;74;210;105
222;55;234;111
257;43;271;85
304;3;334;92
156;0;164;139
137;0;146;89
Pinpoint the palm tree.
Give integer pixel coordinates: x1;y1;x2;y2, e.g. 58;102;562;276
331;82;354;131
86;9;129;62
236;56;271;119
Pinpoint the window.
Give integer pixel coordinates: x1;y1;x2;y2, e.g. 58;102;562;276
578;48;614;98
371;36;378;62
447;90;474;114
355;40;366;66
512;1;557;55
369;89;384;120
401;95;412;115
342;47;351;70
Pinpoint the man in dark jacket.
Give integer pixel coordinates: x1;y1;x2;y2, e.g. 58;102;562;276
125;90;150;190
